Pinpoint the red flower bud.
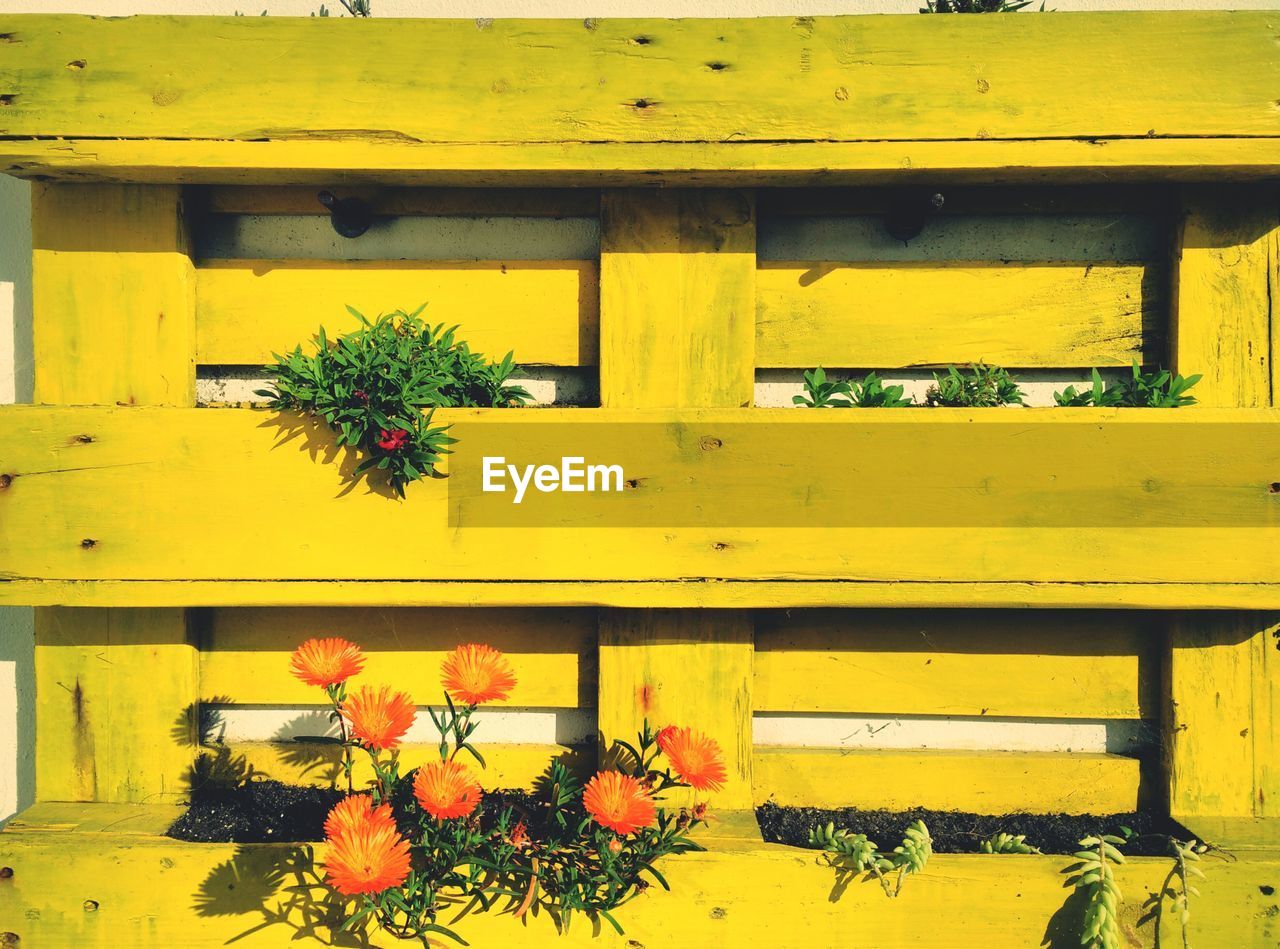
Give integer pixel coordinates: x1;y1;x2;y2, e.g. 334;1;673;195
607;838;623;856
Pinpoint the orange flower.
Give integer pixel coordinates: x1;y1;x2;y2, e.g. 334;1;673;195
290;637;365;689
323;813;411;897
441;643;516;706
582;771;657;835
323;794;396;840
413;759;482;820
342;685;416;752
655;725;678;753
659;727;727;793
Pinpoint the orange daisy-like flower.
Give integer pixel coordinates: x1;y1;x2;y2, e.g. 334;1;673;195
655;725;678;754
657;727;727;793
441;643;516;706
323;794;397;840
342;685;416;752
323;811;411;897
290;637;366;689
412;759;482;820
582;771;657;836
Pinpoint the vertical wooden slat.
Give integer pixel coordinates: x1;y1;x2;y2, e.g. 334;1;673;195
31;184;197;803
1168;186;1280;825
596;189;757;814
32;184;195;406
600;189;756;409
34;608;196;804
1171;187;1273;405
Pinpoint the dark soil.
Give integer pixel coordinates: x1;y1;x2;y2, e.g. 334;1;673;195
168;780;346;843
757;802;1195;856
167;779;559;844
168;779;1189;856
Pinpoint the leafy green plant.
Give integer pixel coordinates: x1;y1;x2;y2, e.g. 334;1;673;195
292;638;717;942
1054;362;1201;408
810;818;933;897
1064;833;1126;949
794;367;914;408
1139;838;1210;949
925;363;1025;407
257;307;531;495
980;832;1041;854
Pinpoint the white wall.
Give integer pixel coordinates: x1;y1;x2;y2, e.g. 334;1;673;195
0;0;1273;822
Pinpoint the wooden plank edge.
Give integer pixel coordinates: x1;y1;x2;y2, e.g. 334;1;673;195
4;579;1280;609
6;138;1280;186
2;817;1277;947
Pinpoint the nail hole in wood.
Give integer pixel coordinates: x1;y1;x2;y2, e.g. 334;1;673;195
0;474;11;490
706;61;730;71
80;538;97;550
66;59;87;70
0;95;16;107
0;867;12;879
1269;483;1280;494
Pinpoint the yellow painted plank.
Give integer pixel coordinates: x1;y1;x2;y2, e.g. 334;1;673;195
7;579;1280;610
600;189;755;408
2;14;1278;145
1169;612;1280;821
598;610;753;809
1173;187;1277;407
202;185;600;217
756;261;1162;368
209;741;593;792
31;183;194;406
755;748;1141;815
11;810;1275;947
195;259;599;367
755;609;1159;719
199;607;595;708
2;407;1280;586
34;608;196;804
8;137;1280;186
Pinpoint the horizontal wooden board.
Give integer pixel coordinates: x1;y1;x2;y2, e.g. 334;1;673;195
5;810;1277;948
755;609;1160;719
7;579;1280;610
1;14;1276;144
202;186;600;217
0;407;1278;589
199;607;595;708
206;741;592;792
195;259;599;366
755;747;1142;814
7;138;1280;186
756;261;1162;368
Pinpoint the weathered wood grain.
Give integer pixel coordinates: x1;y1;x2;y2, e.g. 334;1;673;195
1;406;1278;586
757;261;1162;368
755;609;1160;719
195;259;599;366
4;805;1279;947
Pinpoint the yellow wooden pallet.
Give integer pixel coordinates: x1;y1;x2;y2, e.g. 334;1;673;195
1;12;1279;947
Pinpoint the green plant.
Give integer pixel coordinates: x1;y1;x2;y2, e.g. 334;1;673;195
794;367;914;408
925;363;1025;407
257;307;531;495
1064;833;1126;949
810;819;933;897
920;0;1045;10
1054;362;1201;408
980;832;1041;854
293;638;716;942
1139;838;1210;949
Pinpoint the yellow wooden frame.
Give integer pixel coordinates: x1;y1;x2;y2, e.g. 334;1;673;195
2;12;1280;947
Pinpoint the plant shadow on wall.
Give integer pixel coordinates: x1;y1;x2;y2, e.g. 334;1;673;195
185;638;723;945
256;307;532;499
